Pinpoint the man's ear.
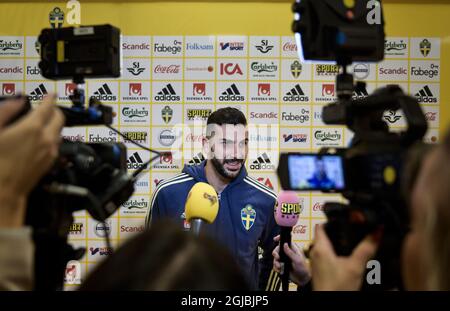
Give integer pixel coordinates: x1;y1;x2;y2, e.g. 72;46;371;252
202;136;210;158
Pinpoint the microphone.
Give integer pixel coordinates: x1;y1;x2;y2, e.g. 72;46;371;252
274;191;301;291
185;182;219;235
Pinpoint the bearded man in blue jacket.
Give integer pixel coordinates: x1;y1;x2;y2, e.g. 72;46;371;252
145;107;280;290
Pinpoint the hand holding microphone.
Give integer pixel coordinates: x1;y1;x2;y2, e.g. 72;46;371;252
273;191;302;291
185;182;219;236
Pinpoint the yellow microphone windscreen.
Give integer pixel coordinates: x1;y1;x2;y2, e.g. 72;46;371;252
185;182;219;224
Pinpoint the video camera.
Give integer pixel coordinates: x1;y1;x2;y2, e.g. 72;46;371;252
277;0;428;290
1;25;158;290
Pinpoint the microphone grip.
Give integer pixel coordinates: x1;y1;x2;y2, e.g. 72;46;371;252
279;226;292;291
190;218;204;236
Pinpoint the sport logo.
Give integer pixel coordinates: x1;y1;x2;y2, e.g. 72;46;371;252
193;83;206;96
154;84;180;102
129;83;142;96
316;64;339;76
283;133;307;143
322;84;335;96
220;42;244;51
258;83;271;96
420;39;432;57
384;110;402;124
186;109;212;121
2;83;15;96
291;61;302;78
161;105;173;124
283;84;309;102
189;152;205;165
29;84;48;101
220;63;243;76
127;152;145;170
93;84;117;101
255;40;274;54
127;62;146;76
415;85;437;104
123;132;148;144
219;84;245;102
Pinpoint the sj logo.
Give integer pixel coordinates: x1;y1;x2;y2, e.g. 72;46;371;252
241;205;256;231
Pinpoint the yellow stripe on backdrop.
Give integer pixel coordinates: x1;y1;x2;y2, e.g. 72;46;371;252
0;1;449;133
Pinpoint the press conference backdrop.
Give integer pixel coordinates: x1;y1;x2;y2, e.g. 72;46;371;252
0;0;448;289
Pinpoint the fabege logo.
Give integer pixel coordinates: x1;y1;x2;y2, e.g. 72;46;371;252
2;83;15;96
127;62;146;76
220;63;243;76
65;83;76;96
193;83;206;96
410;63;439;79
154;40;182;54
322;84;335;96
129;83;142;96
220;42;244;51
258;83;271;96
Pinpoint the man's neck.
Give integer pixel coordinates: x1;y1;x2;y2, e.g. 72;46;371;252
204;160;231;194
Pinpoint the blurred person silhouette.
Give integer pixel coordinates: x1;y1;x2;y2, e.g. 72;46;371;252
306;158;335;190
273;132;450;290
79;220;249;290
0;95;64;290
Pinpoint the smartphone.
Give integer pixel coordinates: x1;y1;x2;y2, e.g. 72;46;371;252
277;153;346;191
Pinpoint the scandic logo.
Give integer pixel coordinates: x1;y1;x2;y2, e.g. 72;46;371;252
250;153;275;170
0;66;22;74
2;83;15;96
219;84;244;102
220;63;243;76
127;152;145;170
315;131;341;142
155;84;180;101
220;42;244;51
127;62;146;76
93;84;117;101
283;84;309;102
29;84;48;101
415;85;437;103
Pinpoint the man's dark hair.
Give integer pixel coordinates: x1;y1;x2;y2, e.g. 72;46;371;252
207;107;247;126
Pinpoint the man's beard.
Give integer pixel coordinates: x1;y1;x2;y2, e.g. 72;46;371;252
210;157;244;180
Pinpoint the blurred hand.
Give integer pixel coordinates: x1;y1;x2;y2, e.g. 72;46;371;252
0;95;64;228
310;224;380;291
272;235;311;286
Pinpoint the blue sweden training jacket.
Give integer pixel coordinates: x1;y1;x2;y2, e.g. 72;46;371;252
145;161;280;290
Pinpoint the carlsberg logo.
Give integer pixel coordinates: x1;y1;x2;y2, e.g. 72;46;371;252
315;130;341;141
123;199;148;209
251;62;277;73
0;40;22;51
122;107;148;118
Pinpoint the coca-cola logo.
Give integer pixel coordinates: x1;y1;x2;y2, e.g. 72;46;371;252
154;65;181;74
313;202;324;211
293;225;307;234
185;133;205;143
283;42;297;52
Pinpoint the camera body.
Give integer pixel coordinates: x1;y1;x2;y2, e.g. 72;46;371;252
281;0;429;289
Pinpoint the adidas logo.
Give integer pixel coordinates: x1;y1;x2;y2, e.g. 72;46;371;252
29;84;47;101
188;153;205;165
127;152;145;170
92;84;117;101
250;153;275;170
352;87;369;99
154;84;180;102
218;84;245;102
283;84;309;102
415;85;437;104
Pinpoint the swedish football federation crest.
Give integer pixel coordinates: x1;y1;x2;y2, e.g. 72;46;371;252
420;39;431;57
241;205;256;231
49;7;64;29
290;60;302;78
161;105;173;124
